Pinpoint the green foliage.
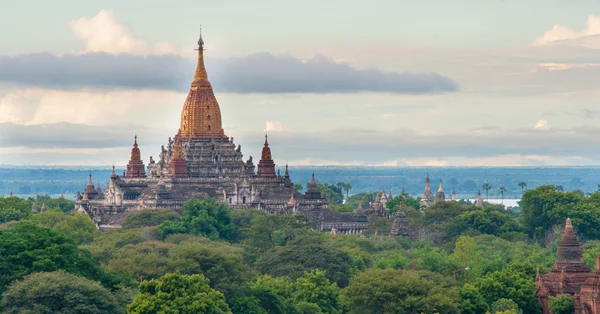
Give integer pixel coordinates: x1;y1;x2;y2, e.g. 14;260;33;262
159;197;233;240
386;194;420;213
316;183;344;205
342;268;459;314
0;270;123;314
105;236;253;299
447;208;521;237
491;298;522;314
29;194;75;212
293;270;341;314
31;211;97;244
243;213;312;251
373;251;409;270
257;234;353;287
548;294;574;314
459;284;489;314
365;214;392;236
0;222;112;293
346;192;376;210
293;183;304;192
474;262;540;314
0;196;31;223
329;204;355;213
121;209;180;229
520;185;582;239
126;272;231;314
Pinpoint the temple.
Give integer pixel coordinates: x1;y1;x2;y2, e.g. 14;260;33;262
535;218;600;313
74;31;367;231
420;174;435;207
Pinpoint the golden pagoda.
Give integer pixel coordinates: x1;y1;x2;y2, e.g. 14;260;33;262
178;28;225;138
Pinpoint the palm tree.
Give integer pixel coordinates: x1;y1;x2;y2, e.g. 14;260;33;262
482;182;491;201
343;183;352;199
518;181;527;194
499;186;506;204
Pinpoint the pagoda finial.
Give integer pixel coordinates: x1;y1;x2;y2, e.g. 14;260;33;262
311;172;316;184
284;163;289;178
134;134;138;147
197;25;204;50
264;133;268;145
438;180;444;193
87;171;93;186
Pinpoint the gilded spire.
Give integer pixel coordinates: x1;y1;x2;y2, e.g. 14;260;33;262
179;29;225;138
438;180;444;193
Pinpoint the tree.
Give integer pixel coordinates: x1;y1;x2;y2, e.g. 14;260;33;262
491;298;522;314
293;183;304;192
32;211;97;244
342;268;459;314
447;208;521;238
482;183;492;201
256;234;353;287
499;186;507;204
126;272;231;314
0;222;111;293
121;209;180;229
0;270;123;314
159;197;233;240
474;263;540;314
293;270;341;314
518;182;527;194
335;182;352;199
548;294;574;314
459;284;489;314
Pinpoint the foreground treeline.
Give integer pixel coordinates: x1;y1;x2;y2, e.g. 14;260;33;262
0;186;598;313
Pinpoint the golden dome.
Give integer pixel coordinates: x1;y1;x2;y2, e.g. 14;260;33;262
178;32;226;138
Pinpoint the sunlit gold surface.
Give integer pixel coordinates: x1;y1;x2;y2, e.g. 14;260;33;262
178;45;225;138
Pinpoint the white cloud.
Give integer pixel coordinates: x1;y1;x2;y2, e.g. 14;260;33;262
0;88;183;127
534;120;549;130
68;10;180;55
534;15;600;48
265;121;288;132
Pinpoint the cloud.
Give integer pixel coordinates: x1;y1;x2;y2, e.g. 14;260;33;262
534;15;600;49
534;120;549;130
0;52;459;94
265;121;288;132
69;10;178;55
4;123;600;166
0;88;183;126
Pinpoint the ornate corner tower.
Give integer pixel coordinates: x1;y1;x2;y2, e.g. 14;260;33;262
257;134;276;178
178;28;226;138
126;135;146;178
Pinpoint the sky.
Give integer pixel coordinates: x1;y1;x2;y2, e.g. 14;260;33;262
2;0;600;166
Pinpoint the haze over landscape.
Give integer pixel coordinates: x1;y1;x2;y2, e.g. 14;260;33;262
3;1;600;166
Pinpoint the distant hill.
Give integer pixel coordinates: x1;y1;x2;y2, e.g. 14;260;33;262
2;166;600;200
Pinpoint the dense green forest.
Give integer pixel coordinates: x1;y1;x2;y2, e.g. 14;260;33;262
1;185;599;313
